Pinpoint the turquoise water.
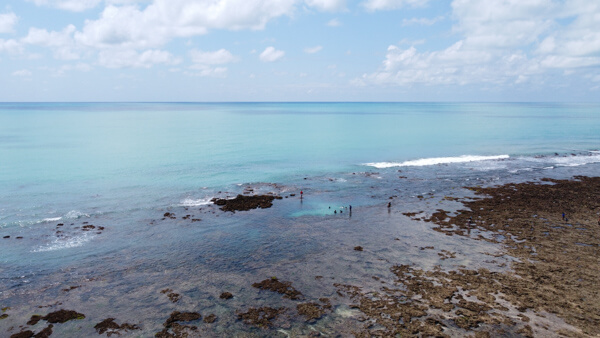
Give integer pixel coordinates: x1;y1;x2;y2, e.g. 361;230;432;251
1;102;598;219
1;102;599;336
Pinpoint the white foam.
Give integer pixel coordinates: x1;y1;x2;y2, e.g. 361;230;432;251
42;217;62;222
365;155;510;168
529;153;600;168
180;198;213;207
32;233;94;253
65;210;89;219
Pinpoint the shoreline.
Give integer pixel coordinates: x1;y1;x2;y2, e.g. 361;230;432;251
1;176;599;337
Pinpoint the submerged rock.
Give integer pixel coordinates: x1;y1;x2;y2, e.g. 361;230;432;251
219;292;233;299
252;277;303;300
94;318;140;336
237;307;285;328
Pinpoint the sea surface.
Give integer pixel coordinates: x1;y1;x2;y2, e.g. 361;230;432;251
1;102;600;336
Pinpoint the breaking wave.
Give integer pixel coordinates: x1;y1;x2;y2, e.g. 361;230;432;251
365;155;510;168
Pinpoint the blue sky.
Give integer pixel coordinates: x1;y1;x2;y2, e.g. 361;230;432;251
1;0;599;102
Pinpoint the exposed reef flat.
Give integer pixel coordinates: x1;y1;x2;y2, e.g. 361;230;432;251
211;194;283;212
339;176;600;336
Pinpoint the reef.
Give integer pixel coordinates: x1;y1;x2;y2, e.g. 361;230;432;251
340;176;600;336
155;311;201;337
212;194;282;212
237;307;285;328
94;318;140;336
252;277;303;300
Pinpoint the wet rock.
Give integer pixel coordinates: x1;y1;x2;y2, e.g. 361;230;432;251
3;236;9;239
34;325;53;338
10;330;34;338
94;318;140;336
42;309;85;323
164;311;201;328
219;292;233;299
0;314;8;320
252;277;303;300
237;307;285;328
212;194;282;212
354;246;363;251
160;289;180;303
203;314;216;323
27;315;42;325
163;212;176;219
82;225;95;231
16;237;23;239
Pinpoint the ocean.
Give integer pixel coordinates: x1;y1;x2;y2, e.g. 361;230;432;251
1;102;599;336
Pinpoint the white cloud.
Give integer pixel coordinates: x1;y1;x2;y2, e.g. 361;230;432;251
402;16;443;26
186;65;228;77
359;0;600;88
23;25;81;60
326;18;341;27
0;39;22;54
362;0;429;11
12;69;32;77
27;0;102;12
360;42;541;87
74;0;297;50
188;48;237;77
451;0;557;49
189;48;237;65
98;49;179;68
0;12;18;34
26;0;143;12
304;45;322;54
259;46;284;62
304;0;346;12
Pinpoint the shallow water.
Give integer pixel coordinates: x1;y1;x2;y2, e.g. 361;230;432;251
1;103;600;336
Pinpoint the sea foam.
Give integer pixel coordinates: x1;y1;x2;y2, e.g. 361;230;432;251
365;155;510;168
180;198;213;207
32;233;94;253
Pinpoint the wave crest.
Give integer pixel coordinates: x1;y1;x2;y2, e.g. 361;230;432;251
365;155;510;168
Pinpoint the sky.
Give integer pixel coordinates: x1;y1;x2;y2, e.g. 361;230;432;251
0;0;599;102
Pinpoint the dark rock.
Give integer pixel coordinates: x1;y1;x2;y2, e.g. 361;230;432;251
34;325;53;338
94;318;140;336
16;237;23;239
27;315;42;325
252;278;303;300
3;236;9;239
220;292;233;299
203;314;216;323
237;307;285;328
10;330;34;338
164;311;201;328
42;309;85;323
354;246;363;251
211;195;282;212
